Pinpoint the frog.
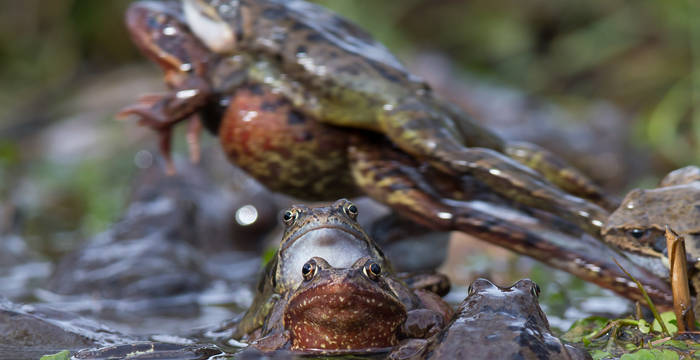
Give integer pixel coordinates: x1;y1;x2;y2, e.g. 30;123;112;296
602;166;700;294
388;278;592;360
121;0;616;237
232;199;451;353
252;256;407;353
120;1;674;307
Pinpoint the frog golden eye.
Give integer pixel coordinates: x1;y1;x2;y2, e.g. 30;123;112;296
283;209;298;226
301;259;317;281
344;202;359;219
531;283;541;297
362;261;381;281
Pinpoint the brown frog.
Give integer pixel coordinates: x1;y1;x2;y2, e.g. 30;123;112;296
233;199;450;353
120;1;674;307
264;256;406;353
388;279;591;360
603;166;700;292
123;0;615;235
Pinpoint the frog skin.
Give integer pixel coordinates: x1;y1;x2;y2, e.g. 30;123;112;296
122;0;615;236
602;166;700;287
388;279;591;360
252;256;407;353
121;1;673;307
219;83;671;306
234;199;450;348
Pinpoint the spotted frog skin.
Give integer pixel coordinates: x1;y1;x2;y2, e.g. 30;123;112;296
121;1;674;307
388;279;591;360
603;166;700;285
123;0;615;235
234;200;449;352
282;256;406;352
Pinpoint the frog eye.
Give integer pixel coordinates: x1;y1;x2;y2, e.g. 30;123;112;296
467;284;474;296
362;261;381;281
282;209;298;226
343;202;359;220
627;228;648;240
531;283;541;298
301;259;318;281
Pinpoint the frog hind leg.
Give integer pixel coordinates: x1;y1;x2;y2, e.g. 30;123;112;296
377;99;609;235
505;141;619;210
348;136;672;307
436;98;617;210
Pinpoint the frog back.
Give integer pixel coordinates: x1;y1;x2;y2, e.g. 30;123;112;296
236;0;425;102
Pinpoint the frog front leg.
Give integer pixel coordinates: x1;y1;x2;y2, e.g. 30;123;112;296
118;78;211;173
377;98;609;235
121;1;217;172
348;136;673;307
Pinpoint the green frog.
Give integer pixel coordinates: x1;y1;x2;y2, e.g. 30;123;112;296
603;166;700;291
388;278;591;360
121;1;674;307
233;199;450;353
122;0;615;236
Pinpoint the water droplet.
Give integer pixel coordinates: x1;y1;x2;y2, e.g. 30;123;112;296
134;150;153;169
241;111;258;122
235;204;259;226
577;210;590;218
437;212;453;220
382;104;394;111
162;26;177;36
626;202;635;209
176;89;199;99
179;63;193;72
489;168;502;176
591;219;604;227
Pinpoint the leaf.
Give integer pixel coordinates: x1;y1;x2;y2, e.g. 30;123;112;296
652;311;678;335
40;350;70;360
562;316;610;342
620;349;679;360
637;318;651;334
590;349;613;360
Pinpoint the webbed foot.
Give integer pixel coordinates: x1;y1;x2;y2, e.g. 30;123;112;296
118;78;210;174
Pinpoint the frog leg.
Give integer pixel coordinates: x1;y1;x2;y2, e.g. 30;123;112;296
377;98;609;235
118;76;211;173
186;115;203;163
436;97;617;210
504;141;618;210
348;137;673;307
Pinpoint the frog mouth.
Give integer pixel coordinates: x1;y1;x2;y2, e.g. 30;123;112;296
283;281;406;351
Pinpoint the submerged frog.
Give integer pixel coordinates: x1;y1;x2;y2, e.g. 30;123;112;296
232;199;449;353
389;279;591;360
603;166;700;289
122;0;614;236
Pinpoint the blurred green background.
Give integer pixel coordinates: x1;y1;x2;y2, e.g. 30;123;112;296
1;0;699;257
